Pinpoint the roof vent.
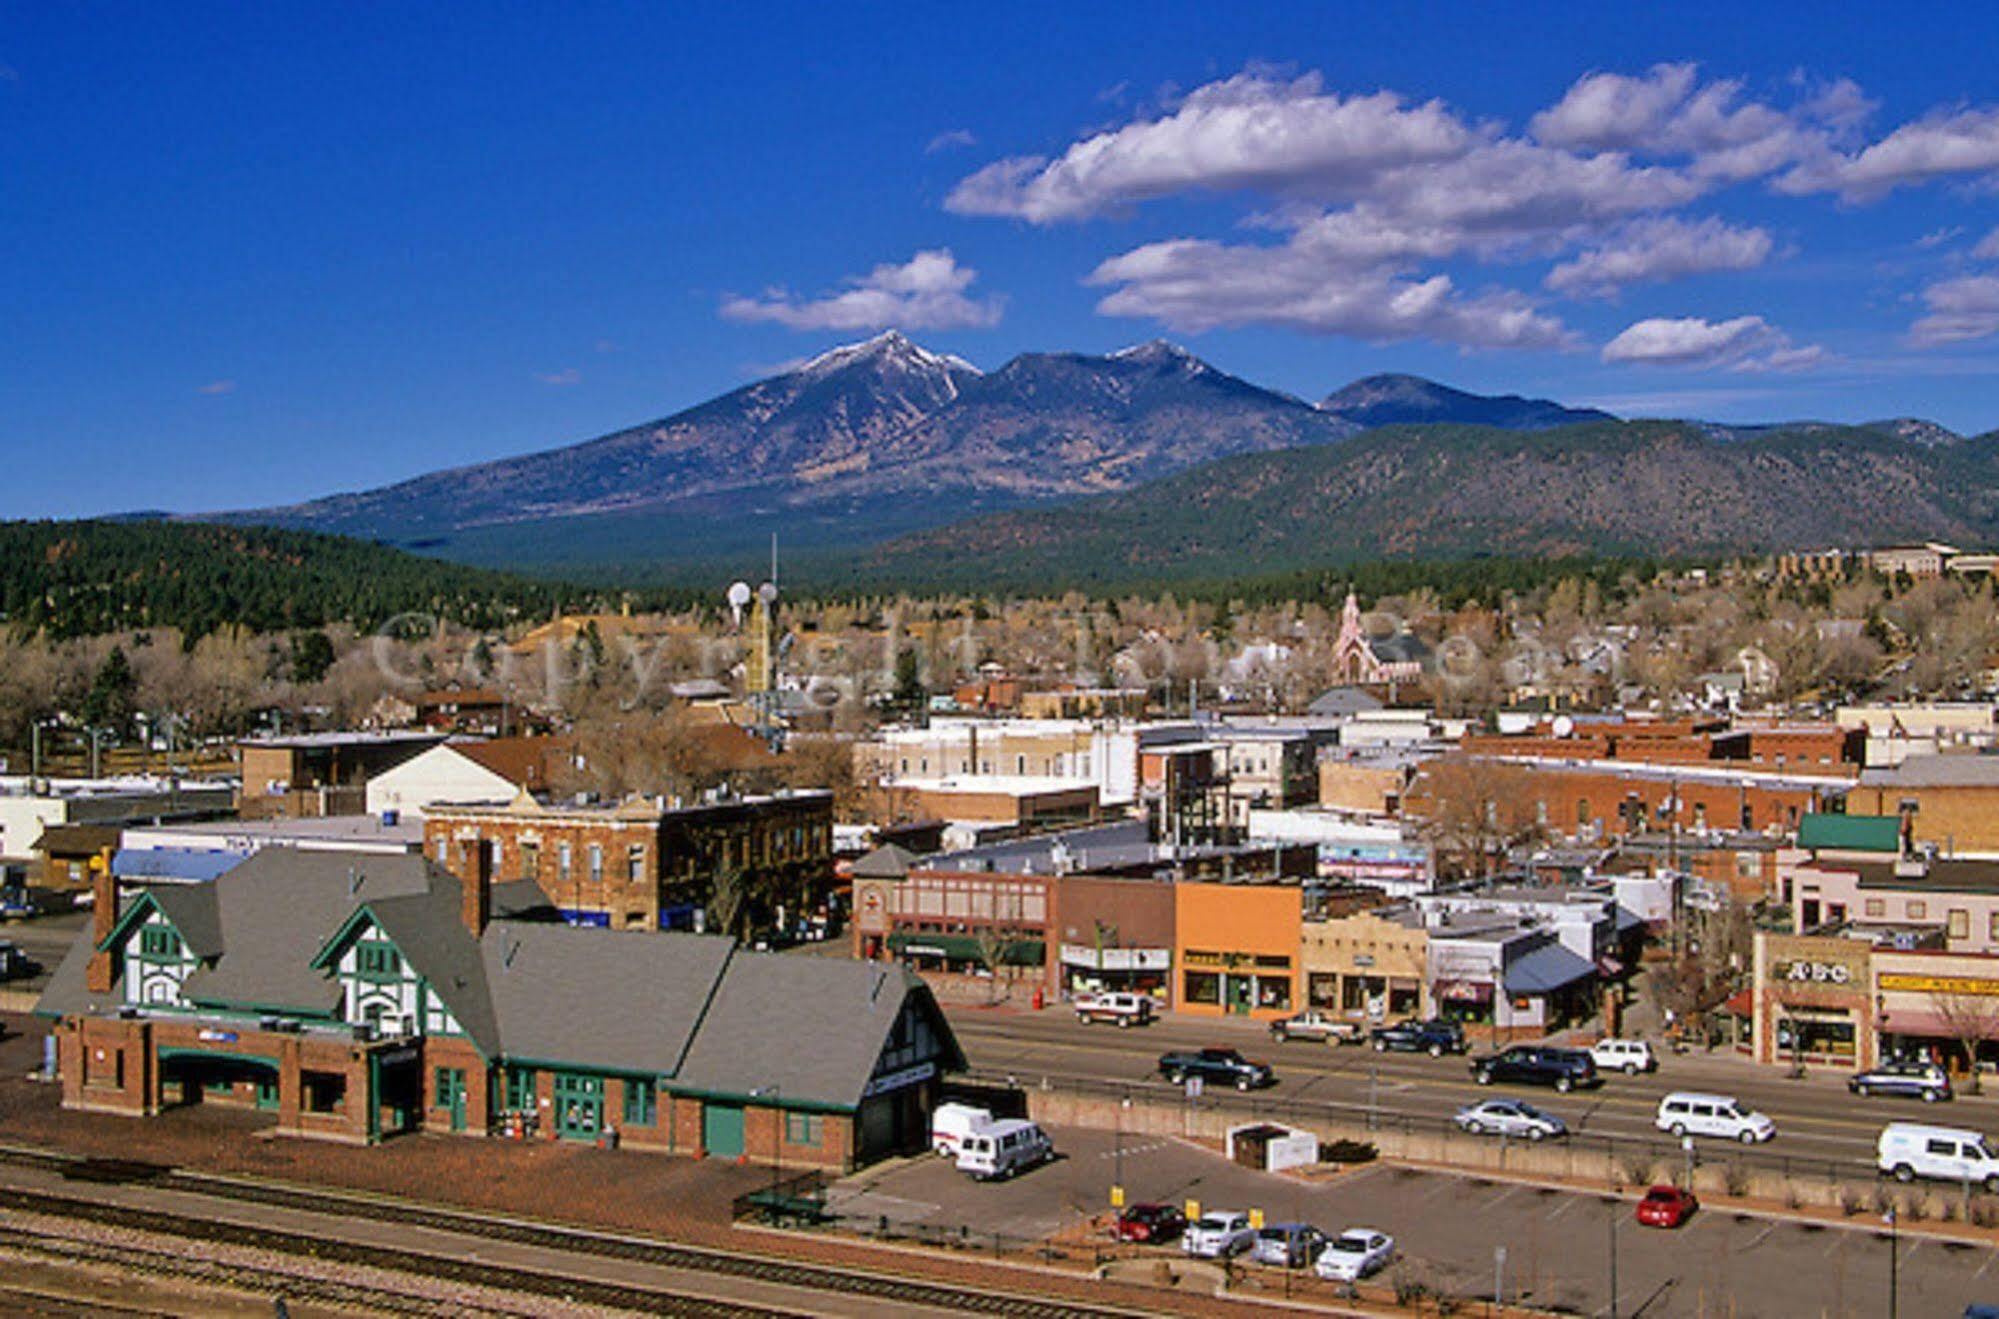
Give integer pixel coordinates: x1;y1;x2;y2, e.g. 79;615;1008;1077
348;866;363;896
503;933;521;969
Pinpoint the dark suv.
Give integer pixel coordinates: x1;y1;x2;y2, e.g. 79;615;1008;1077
1370;1017;1467;1057
1470;1045;1600;1093
1849;1060;1952;1103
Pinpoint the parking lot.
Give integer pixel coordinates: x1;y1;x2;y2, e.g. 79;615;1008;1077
829;1124;1999;1316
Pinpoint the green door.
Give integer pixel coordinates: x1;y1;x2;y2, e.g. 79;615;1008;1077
703;1101;745;1158
1227;974;1253;1015
553;1073;604;1141
255;1075;280;1111
436;1067;467;1132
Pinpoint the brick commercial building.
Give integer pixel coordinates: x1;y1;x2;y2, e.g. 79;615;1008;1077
425;790;832;933
1852;755;1999;856
39;849;957;1167
1416;755;1850;844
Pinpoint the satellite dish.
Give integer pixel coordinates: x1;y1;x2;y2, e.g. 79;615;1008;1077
726;581;751;627
758;581;779;604
1551;715;1576;738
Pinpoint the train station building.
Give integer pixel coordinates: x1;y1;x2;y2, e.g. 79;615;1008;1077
38;848;958;1168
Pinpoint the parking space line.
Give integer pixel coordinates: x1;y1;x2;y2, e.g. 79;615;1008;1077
1974;1248;1998;1280
1742;1222;1777;1250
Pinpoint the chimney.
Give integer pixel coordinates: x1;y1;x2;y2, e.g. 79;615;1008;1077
460;838;492;938
86;848;119;994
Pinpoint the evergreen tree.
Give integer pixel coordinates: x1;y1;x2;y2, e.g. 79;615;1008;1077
82;646;137;733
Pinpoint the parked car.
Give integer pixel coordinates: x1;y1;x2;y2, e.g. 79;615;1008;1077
1252;1223;1326;1268
1850;1060;1952;1103
1454;1098;1567;1141
1113;1202;1186;1244
0;941;37;983
1314;1228;1395;1282
1157;1047;1274;1091
1470;1045;1600;1094
1370;1017;1466;1057
1074;991;1155;1028
1181;1211;1258;1258
1654;1092;1775;1144
1878;1122;1999;1191
1635;1184;1698;1228
955;1119;1053;1181
930;1101;994;1157
1270;1009;1364;1045
1589;1038;1658;1076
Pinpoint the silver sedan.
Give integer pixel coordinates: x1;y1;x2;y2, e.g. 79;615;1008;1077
1454;1098;1568;1141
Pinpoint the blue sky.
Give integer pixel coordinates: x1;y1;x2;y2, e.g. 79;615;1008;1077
7;2;1999;518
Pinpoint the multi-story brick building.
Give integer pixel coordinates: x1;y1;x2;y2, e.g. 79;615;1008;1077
1852;755;1999;856
38;849;958;1166
424;790;833;933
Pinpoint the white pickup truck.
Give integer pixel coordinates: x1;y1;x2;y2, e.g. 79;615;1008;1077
1074;991;1156;1027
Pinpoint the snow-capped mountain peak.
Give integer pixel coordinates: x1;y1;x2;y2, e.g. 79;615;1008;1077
796;329;982;381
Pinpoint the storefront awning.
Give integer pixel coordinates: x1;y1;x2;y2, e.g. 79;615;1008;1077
888;932;1045;966
1504;943;1597;997
1059;944;1170;972
1880;1009;1957;1038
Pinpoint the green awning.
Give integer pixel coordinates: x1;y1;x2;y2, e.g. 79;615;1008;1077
157;1047;281;1070
888;932;1045;966
1797;813;1900;853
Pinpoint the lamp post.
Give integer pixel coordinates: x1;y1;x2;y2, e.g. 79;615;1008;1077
1607;1196;1619;1319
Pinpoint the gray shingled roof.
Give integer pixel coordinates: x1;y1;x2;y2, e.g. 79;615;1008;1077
36;848;958;1111
179;851;435;1017
481;926;735;1077
851;843;918;880
674;955;962;1109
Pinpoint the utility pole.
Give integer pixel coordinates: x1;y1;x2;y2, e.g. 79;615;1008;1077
1886;1205;1898;1319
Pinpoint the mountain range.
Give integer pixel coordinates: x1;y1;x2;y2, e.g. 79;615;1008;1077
209;331;1992;587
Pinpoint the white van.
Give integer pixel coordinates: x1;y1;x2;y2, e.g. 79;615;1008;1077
956;1118;1053;1180
1590;1039;1657;1075
930;1102;994;1157
1655;1092;1776;1144
1878;1122;1999;1192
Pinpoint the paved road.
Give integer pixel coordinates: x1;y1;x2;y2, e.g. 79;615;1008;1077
835;1123;1999;1318
1;910;87;983
944;1006;1999;1171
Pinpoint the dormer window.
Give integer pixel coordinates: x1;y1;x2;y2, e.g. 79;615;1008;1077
356;942;402;979
140;928;181;959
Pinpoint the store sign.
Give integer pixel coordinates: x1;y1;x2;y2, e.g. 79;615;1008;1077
197;1029;238;1044
1878;973;1999;997
1776;960;1855;986
1059;944;1170;971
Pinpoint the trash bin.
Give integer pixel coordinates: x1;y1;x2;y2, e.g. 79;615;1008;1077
1031;989;1045;1011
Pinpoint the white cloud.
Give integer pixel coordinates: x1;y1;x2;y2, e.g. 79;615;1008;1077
945;70;1474;222
1530;63;1844;183
720;249;1004;332
1909;274;1999;346
534;368;581;386
1916;226;1966;249
925;128;977;154
1547;216;1774;297
1978;227;1999;261
1782;106;1999;199
196;379;236;396
1602;315;1823;371
1087;236;1572;349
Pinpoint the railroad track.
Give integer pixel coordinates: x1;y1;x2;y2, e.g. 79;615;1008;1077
0;1145;1142;1319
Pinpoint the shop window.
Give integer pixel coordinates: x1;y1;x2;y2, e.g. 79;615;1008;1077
1865;899;1885;918
1260;979;1293;1012
624;1078;656;1127
785;1112;823;1147
1184;971;1221;1005
1951;909;1971;940
302;1071;346;1113
505;1068;538;1111
1908;900;1928;920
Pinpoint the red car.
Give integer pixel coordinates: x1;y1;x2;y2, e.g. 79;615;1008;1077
1635;1184;1698;1228
1115;1202;1187;1243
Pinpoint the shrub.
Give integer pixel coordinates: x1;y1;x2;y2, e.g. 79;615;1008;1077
1323;1138;1379;1164
1838;1186;1866;1217
1722;1163;1750;1197
1619;1153;1655;1186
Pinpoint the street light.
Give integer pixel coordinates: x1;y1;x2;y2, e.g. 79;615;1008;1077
1885;1204;1899;1319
